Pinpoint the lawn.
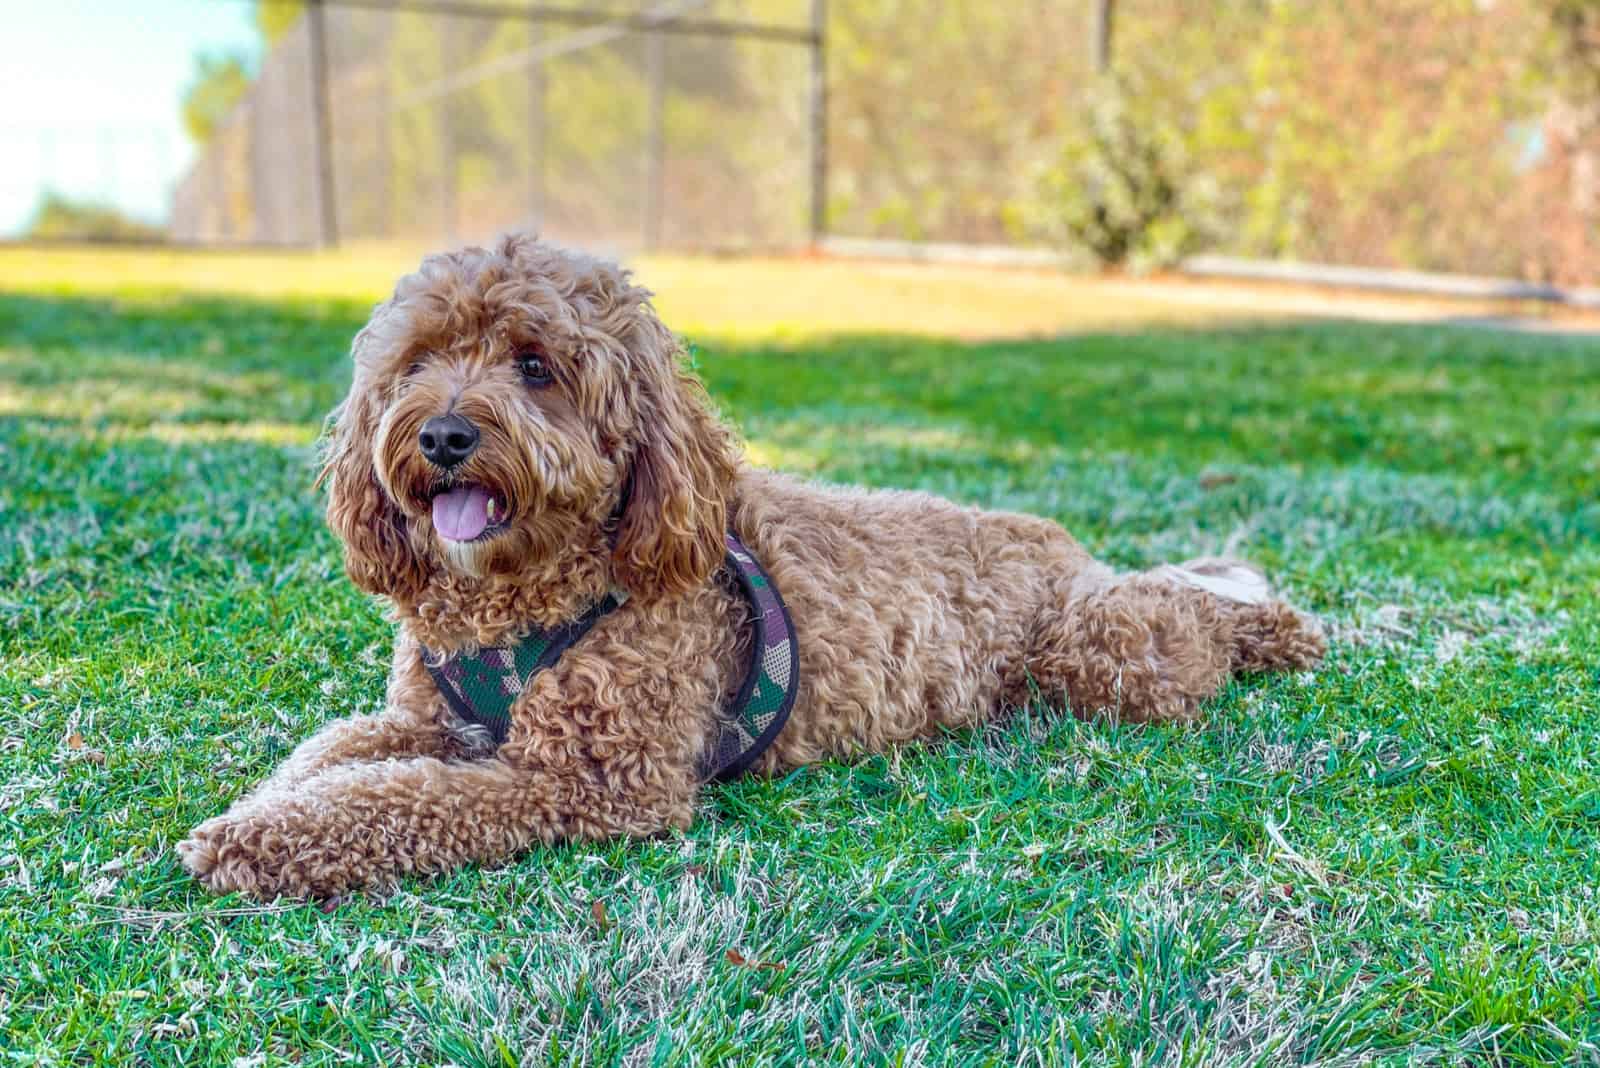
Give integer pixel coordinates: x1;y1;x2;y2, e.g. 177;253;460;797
1;247;1597;1066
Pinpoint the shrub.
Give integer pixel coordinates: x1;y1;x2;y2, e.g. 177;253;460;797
26;192;166;244
1031;71;1224;270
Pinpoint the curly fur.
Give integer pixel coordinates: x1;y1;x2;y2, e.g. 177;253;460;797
179;235;1326;900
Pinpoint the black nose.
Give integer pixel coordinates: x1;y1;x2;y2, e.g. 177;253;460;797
418;413;480;468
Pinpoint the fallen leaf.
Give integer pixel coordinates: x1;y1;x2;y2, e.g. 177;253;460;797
685;864;707;878
1199;471;1238;490
725;948;784;972
591;899;610;932
65;732;85;750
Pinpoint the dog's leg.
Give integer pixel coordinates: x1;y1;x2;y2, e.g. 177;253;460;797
230;636;471;806
238;708;462;805
1019;569;1236;723
1217;600;1327;673
177;755;694;900
1162;557;1326;674
1015;560;1323;722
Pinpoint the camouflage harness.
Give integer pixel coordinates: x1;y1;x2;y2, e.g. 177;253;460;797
424;532;799;782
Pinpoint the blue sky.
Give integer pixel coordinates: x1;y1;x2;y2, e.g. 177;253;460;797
0;0;262;234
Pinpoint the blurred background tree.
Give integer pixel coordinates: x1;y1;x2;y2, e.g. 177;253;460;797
26;192;166;242
256;0;307;43
180;52;253;144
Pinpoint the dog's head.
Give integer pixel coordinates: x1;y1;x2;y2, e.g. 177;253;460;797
321;235;738;605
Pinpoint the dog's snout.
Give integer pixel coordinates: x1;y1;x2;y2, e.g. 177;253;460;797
418;413;480;468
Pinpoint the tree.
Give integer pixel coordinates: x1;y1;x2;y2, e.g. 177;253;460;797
27;192;166;242
176;4;303;148
256;1;306;44
180;52;253;144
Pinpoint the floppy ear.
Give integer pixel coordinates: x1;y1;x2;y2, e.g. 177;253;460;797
612;324;740;601
320;334;427;602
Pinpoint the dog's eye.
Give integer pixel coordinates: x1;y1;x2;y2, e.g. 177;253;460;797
404;361;426;379
517;351;554;387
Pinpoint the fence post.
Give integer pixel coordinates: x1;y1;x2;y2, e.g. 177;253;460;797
643;25;667;250
306;0;339;247
809;0;828;248
528;20;545;233
440;13;459;242
1090;0;1116;74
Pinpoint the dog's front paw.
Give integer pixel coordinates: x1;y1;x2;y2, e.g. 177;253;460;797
178;816;281;900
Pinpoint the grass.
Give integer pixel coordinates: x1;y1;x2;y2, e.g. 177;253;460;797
1;248;1598;1066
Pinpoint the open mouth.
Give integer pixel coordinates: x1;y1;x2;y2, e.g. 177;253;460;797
429;483;510;543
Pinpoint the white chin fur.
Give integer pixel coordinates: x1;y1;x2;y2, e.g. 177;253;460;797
440;537;486;577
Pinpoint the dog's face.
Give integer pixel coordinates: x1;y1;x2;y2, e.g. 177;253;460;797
321;236;738;604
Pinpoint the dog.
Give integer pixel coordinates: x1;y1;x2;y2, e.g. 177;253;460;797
178;235;1325;900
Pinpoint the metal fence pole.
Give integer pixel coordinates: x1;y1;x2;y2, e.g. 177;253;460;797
528;21;546;233
1091;0;1116;74
809;0;827;248
440;14;458;241
644;26;666;249
306;0;339;246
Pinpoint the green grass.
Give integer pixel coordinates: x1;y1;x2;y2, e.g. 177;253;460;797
1;265;1598;1066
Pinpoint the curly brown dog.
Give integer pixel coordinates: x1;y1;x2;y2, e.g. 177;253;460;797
178;235;1325;900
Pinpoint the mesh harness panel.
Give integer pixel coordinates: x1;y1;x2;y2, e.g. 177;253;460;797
424;531;799;782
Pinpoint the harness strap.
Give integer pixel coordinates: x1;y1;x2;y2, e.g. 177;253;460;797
426;592;623;747
705;532;800;781
423;531;798;782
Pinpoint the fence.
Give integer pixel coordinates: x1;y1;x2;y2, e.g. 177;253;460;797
18;1;1600;286
811;0;1600;286
169;0;823;251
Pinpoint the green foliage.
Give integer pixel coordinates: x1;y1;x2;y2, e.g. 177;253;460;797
1032;72;1224;269
255;0;306;44
1224;0;1532;274
180;51;253;145
174;3;298;156
822;0;1591;277
1;264;1598;1062
24;192;166;243
1014;0;1543;274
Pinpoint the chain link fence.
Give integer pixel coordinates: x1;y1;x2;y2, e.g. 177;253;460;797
16;0;1600;287
172;0;820;251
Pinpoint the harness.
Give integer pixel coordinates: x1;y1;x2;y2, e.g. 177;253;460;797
424;532;799;782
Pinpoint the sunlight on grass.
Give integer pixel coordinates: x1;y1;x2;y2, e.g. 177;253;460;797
0;243;425;303
5;243;1580;346
0;381;208;423
129;421;318;447
3;243;1252;342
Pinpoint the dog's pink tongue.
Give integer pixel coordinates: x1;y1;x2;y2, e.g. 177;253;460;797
432;485;491;542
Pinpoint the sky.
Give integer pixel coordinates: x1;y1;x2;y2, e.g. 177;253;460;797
0;0;262;235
